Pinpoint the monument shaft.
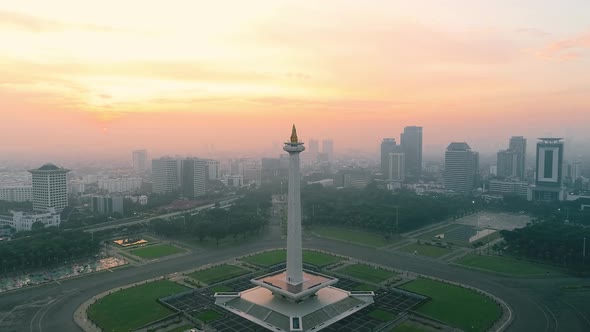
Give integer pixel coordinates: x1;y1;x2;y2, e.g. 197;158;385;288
286;147;303;284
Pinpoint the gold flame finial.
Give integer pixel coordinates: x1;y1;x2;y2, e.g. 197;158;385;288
290;124;298;143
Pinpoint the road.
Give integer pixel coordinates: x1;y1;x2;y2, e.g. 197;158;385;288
0;229;588;332
83;197;239;233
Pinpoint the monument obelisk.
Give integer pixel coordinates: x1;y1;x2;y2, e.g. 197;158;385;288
283;124;305;285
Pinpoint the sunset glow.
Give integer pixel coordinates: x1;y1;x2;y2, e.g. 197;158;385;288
1;0;589;158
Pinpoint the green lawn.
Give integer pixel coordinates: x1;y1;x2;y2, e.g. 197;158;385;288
303;250;344;267
195;309;223;323
87;280;188;332
456;253;565;276
400;278;501;332
130;244;185;259
367;308;397;321
337;264;396;284
242;249;344;267
398;243;453;258
389;322;429;332
188;264;249;284
242;250;286;267
313;226;393;247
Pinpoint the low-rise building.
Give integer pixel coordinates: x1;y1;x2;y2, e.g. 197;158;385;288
0;186;33;202
488;179;529;198
0;208;60;232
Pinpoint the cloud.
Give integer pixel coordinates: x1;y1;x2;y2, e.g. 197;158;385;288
536;32;590;60
250;7;519;66
516;28;551;38
0;10;119;33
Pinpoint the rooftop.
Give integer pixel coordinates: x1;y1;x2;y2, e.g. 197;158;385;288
446;142;471;151
29;163;70;173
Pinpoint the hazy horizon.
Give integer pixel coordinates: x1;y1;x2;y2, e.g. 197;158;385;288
1;1;589;160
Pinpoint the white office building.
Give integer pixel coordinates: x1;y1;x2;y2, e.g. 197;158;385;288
29;164;70;212
0;208;60;232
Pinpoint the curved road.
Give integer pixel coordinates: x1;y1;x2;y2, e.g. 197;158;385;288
0;235;588;332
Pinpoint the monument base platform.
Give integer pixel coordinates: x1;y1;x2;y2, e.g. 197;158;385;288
215;285;374;332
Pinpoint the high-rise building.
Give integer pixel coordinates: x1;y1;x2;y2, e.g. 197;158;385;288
132;149;148;172
29;164;70;212
205;159;220;180
152;157;181;194
388;152;405;181
564;161;582;182
496;149;518;178
400;126;423;178
380;138;399;175
529;138;565;201
308;139;319;161
509;136;527;179
444;142;479;196
181;158;208;198
322;139;334;161
91;195;124;215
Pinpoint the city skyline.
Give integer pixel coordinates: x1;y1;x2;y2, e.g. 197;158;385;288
1;1;590;159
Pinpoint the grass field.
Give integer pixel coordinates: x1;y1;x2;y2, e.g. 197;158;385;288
368;308;397;321
130;244;185;259
400;278;501;332
195;309;223;323
303;251;344;267
389;322;428;332
337;264;396;284
87;280;188;332
242;250;344;267
456;253;564;276
398;243;453;258
313;226;393;247
188;264;249;284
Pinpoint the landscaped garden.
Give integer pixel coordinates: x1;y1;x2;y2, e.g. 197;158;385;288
87;280;188;332
241;249;343;267
400;278;501;332
187;264;250;284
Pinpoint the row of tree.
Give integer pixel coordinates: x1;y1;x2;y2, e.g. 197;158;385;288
151;190;272;244
500;221;590;271
0;227;100;273
300;184;477;233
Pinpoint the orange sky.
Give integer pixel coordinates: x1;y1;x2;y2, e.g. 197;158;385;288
1;1;589;159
